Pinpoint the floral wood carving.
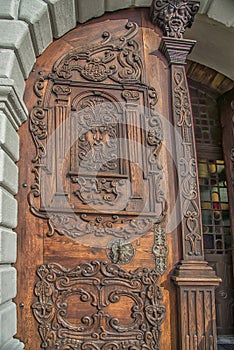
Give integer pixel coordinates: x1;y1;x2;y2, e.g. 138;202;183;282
71;176;126;206
50;22;142;84
150;0;200;39
48;214;155;240
75;95;119;172
32;261;166;350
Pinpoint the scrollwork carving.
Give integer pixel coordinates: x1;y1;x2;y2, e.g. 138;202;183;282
28;22;167;245
30;104;47;164
173;66;202;256
48;214;155;240
51;22;142;84
32;261;166;349
122;90;140;102
33;77;45;103
71;176;126;206
150;0;200;39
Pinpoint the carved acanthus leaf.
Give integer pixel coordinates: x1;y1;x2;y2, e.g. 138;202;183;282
150;0;200;39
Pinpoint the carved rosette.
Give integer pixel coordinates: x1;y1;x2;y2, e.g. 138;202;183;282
32;261;166;350
150;0;200;39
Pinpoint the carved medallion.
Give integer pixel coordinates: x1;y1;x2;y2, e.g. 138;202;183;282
106;239;135;264
32;261;166;349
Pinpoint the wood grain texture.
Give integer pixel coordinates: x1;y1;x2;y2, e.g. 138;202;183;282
186;61;234;95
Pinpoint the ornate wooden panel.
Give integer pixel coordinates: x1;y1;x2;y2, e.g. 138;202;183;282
32;261;165;349
28;21;167;245
15;9;176;350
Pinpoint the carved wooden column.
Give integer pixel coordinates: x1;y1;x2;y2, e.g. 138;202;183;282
150;1;221;349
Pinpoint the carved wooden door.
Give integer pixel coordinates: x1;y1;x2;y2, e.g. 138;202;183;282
15;9;178;350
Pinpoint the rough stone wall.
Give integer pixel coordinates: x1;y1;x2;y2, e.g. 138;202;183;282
0;0;233;349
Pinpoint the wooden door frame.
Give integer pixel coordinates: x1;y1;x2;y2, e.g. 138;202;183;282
1;3;232;349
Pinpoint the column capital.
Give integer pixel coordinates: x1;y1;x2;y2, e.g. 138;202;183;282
159;37;196;65
173;260;222;286
150;0;200;39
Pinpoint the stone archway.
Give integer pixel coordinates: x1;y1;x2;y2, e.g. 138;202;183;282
0;1;233;349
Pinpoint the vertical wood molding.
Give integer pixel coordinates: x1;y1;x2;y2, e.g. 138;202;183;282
219;88;234;276
150;1;221;348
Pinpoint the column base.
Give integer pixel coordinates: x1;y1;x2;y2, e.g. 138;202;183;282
173;260;221;350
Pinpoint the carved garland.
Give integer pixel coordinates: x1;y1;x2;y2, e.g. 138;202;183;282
32;261;166;350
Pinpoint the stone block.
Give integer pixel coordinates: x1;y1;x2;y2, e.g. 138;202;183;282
76;0;105;23
0;149;18;195
0;49;25;99
198;0;213;14
0;266;16;304
0;302;16;346
207;0;234;27
0;84;28;129
0;0;20;20
0;228;16;264
0;188;17;229
0;112;19;162
133;0;152;6
105;0;132;12
1;338;24;350
0;20;35;78
19;0;53;56
43;0;76;38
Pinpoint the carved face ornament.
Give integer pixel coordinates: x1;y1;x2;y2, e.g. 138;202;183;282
163;1;189;37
